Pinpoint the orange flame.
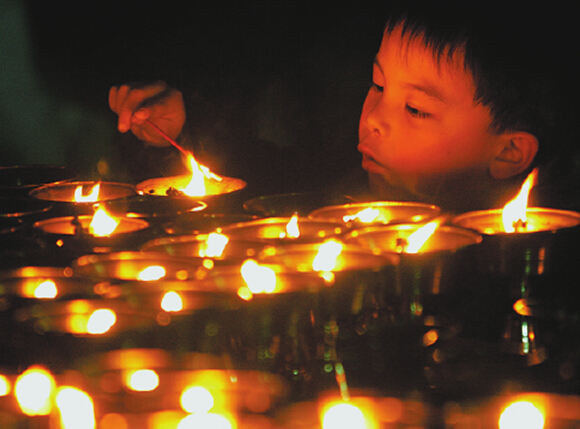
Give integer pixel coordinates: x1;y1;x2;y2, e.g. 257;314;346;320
285;214;300;238
312;240;343;272
181;153;223;197
343;207;380;223
74;183;101;202
89;205;120;236
405;218;445;254
502;168;538;233
239;259;277;295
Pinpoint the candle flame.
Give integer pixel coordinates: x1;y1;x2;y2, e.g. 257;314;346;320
502;168;538;233
240;259;277;294
89;205;120;236
285;214;300;238
200;232;229;257
343;207;380;223
137;265;166;281
312;239;343;272
181;153;223;197
405;218;444;254
74;183;101;202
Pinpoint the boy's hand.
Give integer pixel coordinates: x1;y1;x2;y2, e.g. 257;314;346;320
108;81;186;146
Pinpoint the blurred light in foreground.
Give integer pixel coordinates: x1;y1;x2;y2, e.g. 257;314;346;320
322;403;367;429
87;309;117;334
0;375;10;396
138;265;166;281
181;386;214;414
15;366;55;416
161;291;184;312
33;279;58;299
499;401;544;429
177;413;232;429
126;369;160;392
56;386;96;429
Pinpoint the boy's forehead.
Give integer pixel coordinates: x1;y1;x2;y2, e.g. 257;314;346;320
379;26;468;78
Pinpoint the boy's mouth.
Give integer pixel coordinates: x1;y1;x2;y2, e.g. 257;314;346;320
361;153;386;175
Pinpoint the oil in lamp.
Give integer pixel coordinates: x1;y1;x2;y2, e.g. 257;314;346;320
141;232;269;264
309;201;441;227
217;215;350;245
136;151;247;213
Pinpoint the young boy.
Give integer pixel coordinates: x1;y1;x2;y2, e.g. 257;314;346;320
109;4;578;212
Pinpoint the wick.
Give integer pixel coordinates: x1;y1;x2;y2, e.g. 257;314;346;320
512;218;528;232
145;119;190;157
395;237;408;254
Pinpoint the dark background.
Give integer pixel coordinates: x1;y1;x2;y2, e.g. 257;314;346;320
3;1;579;197
2;0;389;195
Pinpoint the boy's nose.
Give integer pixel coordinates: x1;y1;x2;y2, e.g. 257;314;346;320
364;98;390;137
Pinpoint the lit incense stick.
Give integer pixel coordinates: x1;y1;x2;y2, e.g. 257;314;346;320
145;119;189;157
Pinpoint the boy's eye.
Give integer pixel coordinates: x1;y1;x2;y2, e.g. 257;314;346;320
372;82;384;92
406;104;429;118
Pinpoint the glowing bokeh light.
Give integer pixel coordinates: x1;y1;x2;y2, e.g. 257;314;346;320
322;403;367;429
180;386;214;414
87;309;117;334
33;279;58;299
126;369;160;392
55;386;96;429
14;366;55;416
0;375;10;396
499;401;544;429
138;265;167;281
161;291;184;312
177;413;232;429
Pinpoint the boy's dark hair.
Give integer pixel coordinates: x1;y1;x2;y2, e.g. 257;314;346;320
383;2;575;169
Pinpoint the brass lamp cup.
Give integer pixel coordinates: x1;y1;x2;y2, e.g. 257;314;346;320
29;181;139;216
32;215;153;264
343;224;482;298
141;234;269;265
450;208;580;368
452;207;580;278
75;348;287;418
219;217;350;245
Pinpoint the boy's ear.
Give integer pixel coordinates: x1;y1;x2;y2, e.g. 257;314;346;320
489;132;539;179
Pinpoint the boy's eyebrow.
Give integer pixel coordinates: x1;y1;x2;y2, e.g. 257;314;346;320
373;56;448;103
403;82;447;103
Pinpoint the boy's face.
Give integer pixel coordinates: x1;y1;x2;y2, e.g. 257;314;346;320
358;25;504;198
